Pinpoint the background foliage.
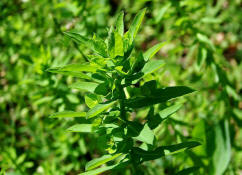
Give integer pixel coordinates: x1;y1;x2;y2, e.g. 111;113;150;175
0;0;241;174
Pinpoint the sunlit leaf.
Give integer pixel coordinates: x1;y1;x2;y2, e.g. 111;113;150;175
70;81;99;93
67;124;93;133
144;42;166;61
49;111;86;118
86;101;116;119
115;11;124;36
85;153;122;171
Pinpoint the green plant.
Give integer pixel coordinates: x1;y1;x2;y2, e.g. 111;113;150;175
48;9;200;175
47;9;201;175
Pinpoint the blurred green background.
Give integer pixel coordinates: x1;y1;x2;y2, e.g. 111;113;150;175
0;0;241;174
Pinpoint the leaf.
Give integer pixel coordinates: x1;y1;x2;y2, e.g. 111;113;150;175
196;46;207;70
144;42;166;61
107;28;115;58
114;32;124;57
94;82;110;96
86;101;116;119
85;153;122;171
80;161;128;175
115;11;124;36
147;103;182;129
85;94;101;108
132;141;201;162
131;53;146;73
127;8;146;43
175;167;200;175
141;60;165;76
70;81;99;93
159;103;183;119
64;32;107;57
208;120;231;175
226;85;240;101
80;165;116;175
49;111;86;118
48;63;98;73
47;68;92;79
196;33;215;51
124;86;194;108
67;124;93;133
134;124;154;145
163;141;201;155
155;3;171;23
132;147;164;162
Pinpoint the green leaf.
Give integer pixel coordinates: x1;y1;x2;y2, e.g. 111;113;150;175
124;86;194;108
48;63;98;73
70;81;99;93
134;124;154;145
94;82;110;96
226;85;240;101
155;3;171;23
147;103;182;129
85;94;101;108
144;42;166;61
115;11;124;36
107;27;115;58
196;33;215;51
49;111;86;118
67;124;93;133
141;60;165;76
114;32;124;57
131;53;146;74
80;161;128;175
127;8;146;43
196;46;207;70
163;141;201;155
175;167;200;175
132;141;201;162
209;120;231;175
47;68;92;79
85;153;122;171
159;103;183;119
86;101;116;119
64;32;107;57
80;165;116;175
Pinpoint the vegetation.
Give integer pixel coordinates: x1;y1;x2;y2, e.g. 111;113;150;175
0;0;241;175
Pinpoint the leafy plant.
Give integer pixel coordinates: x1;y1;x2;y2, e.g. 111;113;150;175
48;9;200;174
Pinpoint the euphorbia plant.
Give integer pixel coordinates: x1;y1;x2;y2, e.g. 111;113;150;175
48;9;200;175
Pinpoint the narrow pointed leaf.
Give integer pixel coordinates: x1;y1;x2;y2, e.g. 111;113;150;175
49;111;86;118
48;64;98;73
86;101;116;119
80;161;129;175
132;141;201;161
114;32;124;57
85;153;122;171
141;60;165;76
144;42;166;61
196;33;215;51
124;86;194;108
70;81;99;93
47;68;92;79
115;12;124;36
159;103;183;119
127;8;146;42
163;141;201;155
67;124;93;133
